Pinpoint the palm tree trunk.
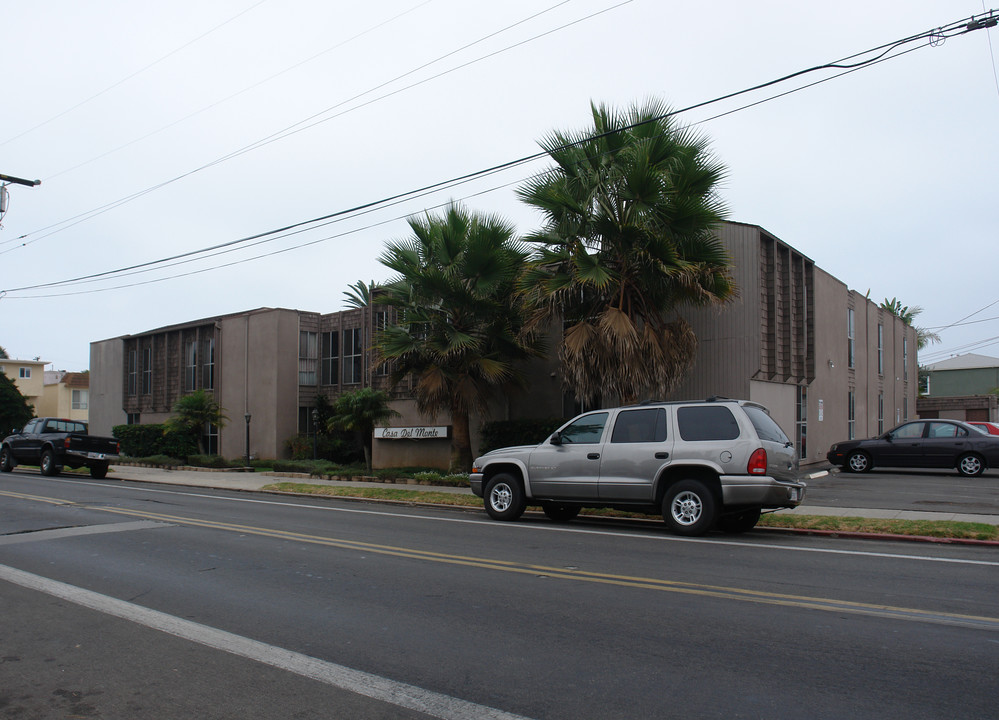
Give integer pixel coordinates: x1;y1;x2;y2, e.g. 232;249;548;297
450;405;473;473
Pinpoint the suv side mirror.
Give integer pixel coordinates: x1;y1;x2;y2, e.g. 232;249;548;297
550;431;562;446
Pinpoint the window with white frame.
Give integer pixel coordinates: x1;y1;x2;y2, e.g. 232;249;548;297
299;331;318;386
72;389;89;410
903;336;908;381
19;367;30;379
848;390;856;440
878;392;884;434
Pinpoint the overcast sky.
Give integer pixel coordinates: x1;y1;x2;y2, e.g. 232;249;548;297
1;0;997;372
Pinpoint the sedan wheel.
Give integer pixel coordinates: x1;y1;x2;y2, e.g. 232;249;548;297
957;453;984;477
846;450;871;473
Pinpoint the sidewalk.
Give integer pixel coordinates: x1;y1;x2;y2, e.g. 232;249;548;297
108;464;999;527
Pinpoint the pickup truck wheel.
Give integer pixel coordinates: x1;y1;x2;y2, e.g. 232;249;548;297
40;449;60;476
90;462;110;479
541;502;580;523
484;474;526;521
717;507;761;534
663;480;716;536
0;447;13;472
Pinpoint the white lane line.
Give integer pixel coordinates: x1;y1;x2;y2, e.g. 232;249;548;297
0;520;169;546
0;563;531;720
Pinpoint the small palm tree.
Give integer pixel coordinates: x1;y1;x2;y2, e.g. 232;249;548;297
518;98;735;404
881;297;940;350
167;390;228;455
377;204;540;472
327;388;398;471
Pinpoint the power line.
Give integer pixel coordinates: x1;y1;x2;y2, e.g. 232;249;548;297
2;8;995;298
1;0;613;251
0;1;270;149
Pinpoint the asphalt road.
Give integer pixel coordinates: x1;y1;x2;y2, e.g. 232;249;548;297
1;471;997;719
804;467;999;515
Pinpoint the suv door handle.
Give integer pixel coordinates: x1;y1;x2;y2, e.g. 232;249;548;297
587;453;600;460
655;452;669;459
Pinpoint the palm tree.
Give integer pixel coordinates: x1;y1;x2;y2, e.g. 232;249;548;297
342;280;374;309
377;204;539;472
167;390;228;455
880;297;940;350
517;98;736;405
327;388;398;471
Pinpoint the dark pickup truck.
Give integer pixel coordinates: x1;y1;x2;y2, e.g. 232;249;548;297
1;418;120;479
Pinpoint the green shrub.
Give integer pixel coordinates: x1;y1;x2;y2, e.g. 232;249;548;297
114;424;197;460
285;432;364;464
478;417;566;455
187;454;235;468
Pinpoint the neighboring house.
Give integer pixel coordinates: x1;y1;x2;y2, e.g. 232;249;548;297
919;353;999;396
89;221;916;468
0;357;48;414
37;371;91;422
916;353;999;423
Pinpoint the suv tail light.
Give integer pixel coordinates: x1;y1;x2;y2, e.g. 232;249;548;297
748;448;768;474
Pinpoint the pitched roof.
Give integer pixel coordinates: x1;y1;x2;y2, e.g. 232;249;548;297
923;353;999;371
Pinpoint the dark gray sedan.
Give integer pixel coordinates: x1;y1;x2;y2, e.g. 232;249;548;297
826;419;999;476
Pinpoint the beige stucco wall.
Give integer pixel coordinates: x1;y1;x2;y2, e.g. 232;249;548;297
89;340;125;435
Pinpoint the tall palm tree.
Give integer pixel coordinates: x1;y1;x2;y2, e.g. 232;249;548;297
517;99;736;405
377;204;539;472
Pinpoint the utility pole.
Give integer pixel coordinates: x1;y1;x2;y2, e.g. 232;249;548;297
0;172;40;217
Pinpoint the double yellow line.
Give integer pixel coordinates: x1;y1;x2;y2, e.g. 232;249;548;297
3;488;997;631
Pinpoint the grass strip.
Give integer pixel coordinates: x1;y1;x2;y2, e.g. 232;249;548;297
262;483;998;541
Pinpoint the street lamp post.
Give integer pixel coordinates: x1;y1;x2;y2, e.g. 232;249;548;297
244;413;251;466
312;408;319;461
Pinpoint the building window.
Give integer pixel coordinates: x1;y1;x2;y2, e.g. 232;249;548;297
203;423;219;455
903;336;908;381
142;348;152;395
796;386;807;460
299;331;318;386
919;374;930;396
19;367;30;379
342;328;363;384
847;308;855;369
373;311;389;377
127;413;140;425
72;389;89;410
127;350;137;396
321;331;339;385
877;323;884;375
203;337;215;390
848;390;855;440
185;340;198;391
903;396;908;422
878;392;884;435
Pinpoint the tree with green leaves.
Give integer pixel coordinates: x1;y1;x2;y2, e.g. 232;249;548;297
0;371;34;434
343;280;375;309
327;387;398;471
166;390;228;455
0;346;9;359
517;98;735;405
377;203;540;472
880;297;940;350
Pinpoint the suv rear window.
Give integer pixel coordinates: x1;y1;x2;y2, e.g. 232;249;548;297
743;405;789;444
676;405;740;441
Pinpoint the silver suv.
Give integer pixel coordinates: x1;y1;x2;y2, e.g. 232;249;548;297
470;398;805;535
